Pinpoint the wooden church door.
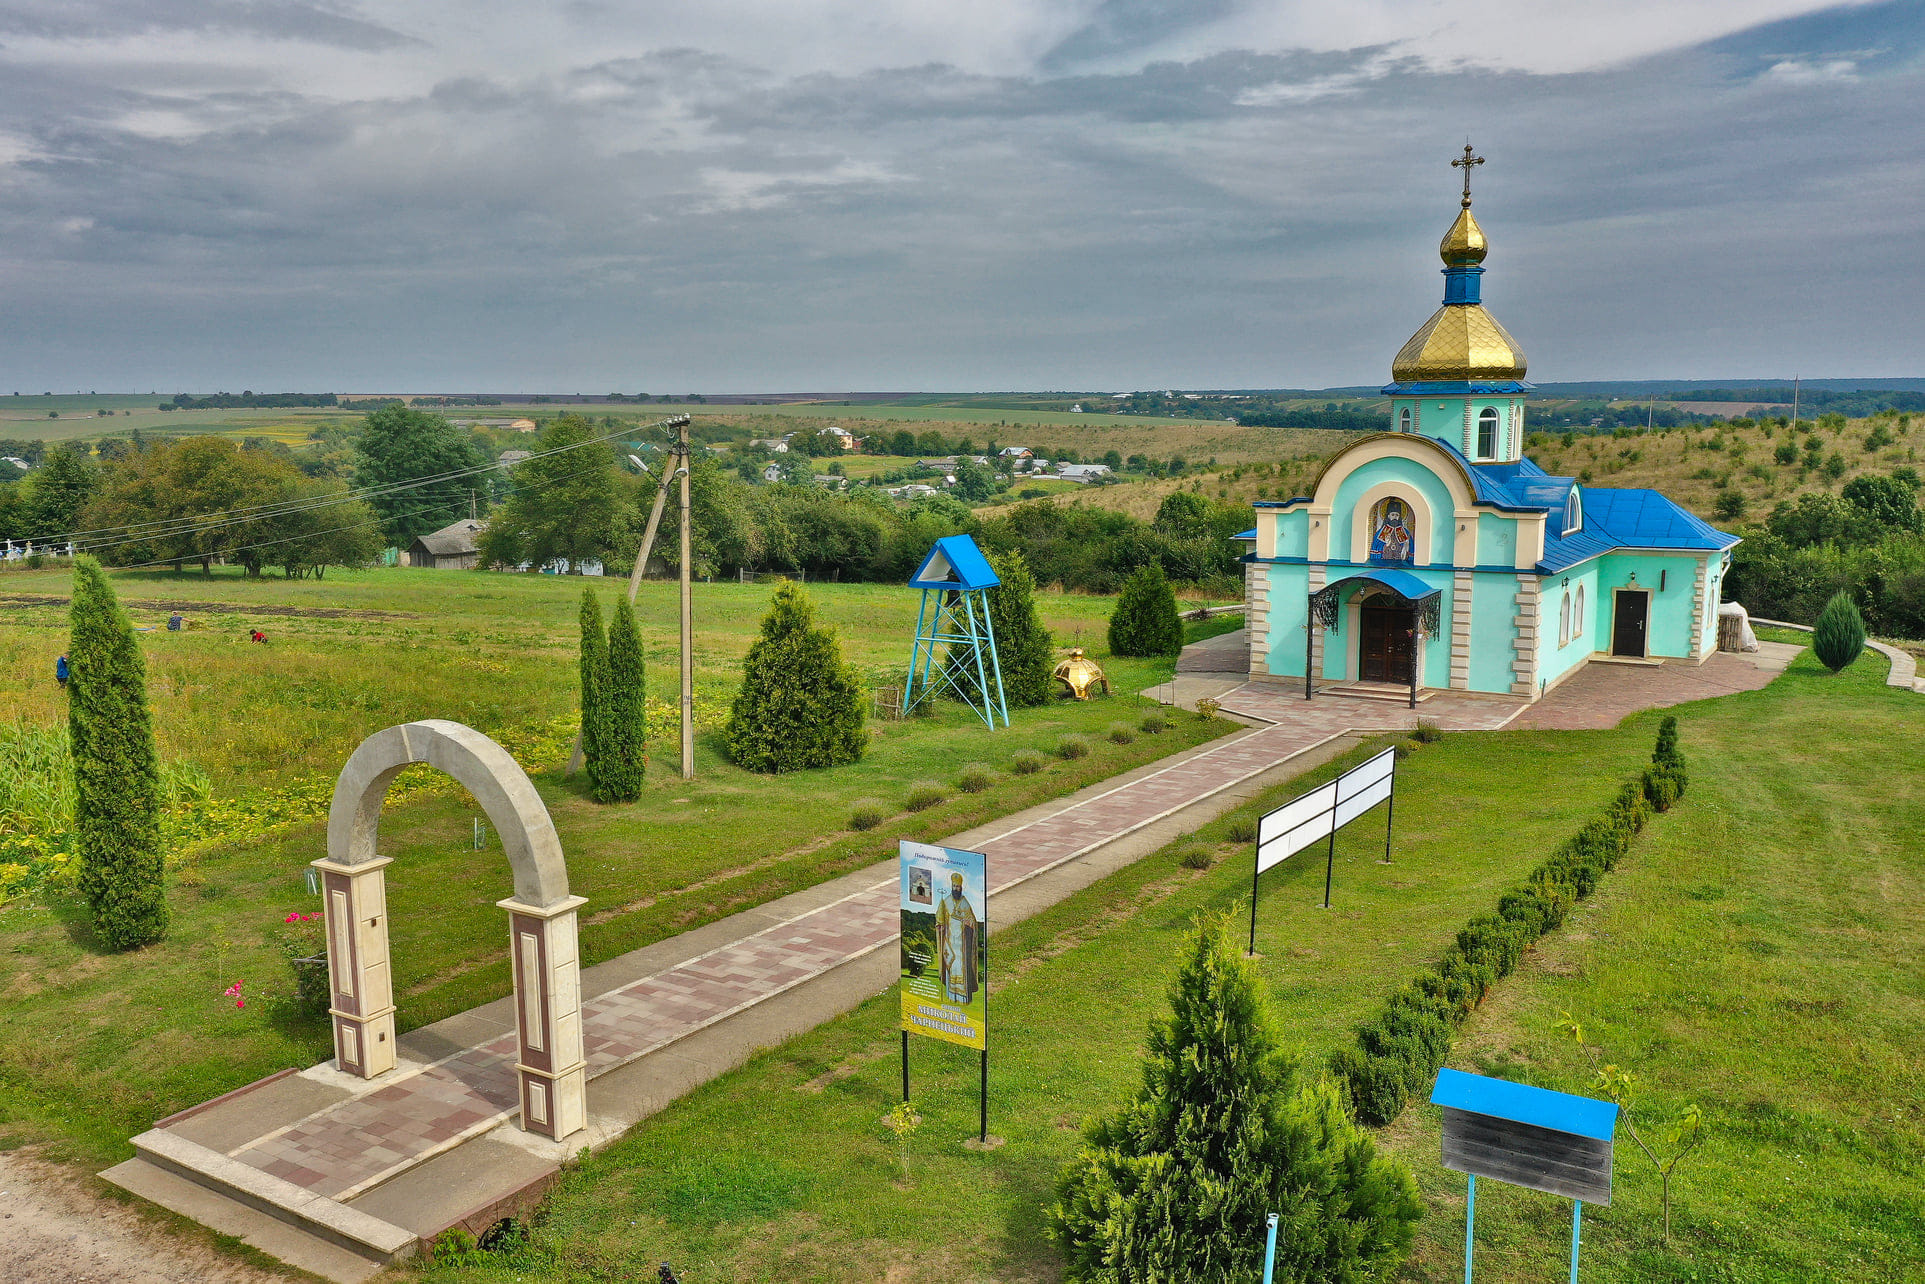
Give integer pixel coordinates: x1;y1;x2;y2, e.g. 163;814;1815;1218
1360;605;1414;684
1612;590;1649;657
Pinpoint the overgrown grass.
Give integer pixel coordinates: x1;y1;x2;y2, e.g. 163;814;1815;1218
406;639;1920;1283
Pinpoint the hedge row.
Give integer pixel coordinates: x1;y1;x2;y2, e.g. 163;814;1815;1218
1332;717;1690;1126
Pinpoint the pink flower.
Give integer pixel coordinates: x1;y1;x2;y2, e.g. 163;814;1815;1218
235;998;245;1009
285;912;300;923
223;980;243;997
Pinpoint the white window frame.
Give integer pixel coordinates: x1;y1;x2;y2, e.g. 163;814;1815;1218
1574;585;1586;638
1477;407;1499;459
1559;591;1572;648
1399;406;1412;433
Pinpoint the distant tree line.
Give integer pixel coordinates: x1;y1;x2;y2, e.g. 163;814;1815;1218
1668;388;1925;417
166;392;339;410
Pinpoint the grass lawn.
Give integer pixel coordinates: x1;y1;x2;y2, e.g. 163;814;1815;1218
0;566;1229;1164
401;635;1921;1283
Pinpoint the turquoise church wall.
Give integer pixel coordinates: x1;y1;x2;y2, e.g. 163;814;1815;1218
1274;509;1309;560
1262;562;1311;676
1468;570;1520;692
1476;513;1516;569
1540;563;1602;688
1393;396;1525;462
1596;554;1705;658
1331;456;1457;564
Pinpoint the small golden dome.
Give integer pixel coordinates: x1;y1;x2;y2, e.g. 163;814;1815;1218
1052;648;1110;701
1391;305;1528;382
1440;207;1487;265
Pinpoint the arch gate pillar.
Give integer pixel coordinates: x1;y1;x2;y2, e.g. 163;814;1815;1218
314;719;588;1142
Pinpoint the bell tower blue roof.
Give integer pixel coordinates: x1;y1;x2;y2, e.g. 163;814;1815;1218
909;534;1000;591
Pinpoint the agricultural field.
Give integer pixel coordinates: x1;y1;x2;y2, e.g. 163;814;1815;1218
0;564;1235;1163
399;633;1924;1284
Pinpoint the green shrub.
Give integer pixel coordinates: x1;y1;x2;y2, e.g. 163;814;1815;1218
904;781;947;812
598;597;646;803
1105;561;1183;657
69;557;167;950
849;800;887;831
984;549;1056;707
1813;591;1866;672
1010;748;1046;775
1056;734;1090;760
724;583;868;772
1411;718;1443;744
578;588;610;797
1178;843;1214;870
1052;915;1420;1281
1225;816;1257;844
955;763;994;793
1106;721;1136;745
1138;712;1169;734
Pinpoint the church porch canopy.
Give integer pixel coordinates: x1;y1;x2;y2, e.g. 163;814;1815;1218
1309;569;1443;638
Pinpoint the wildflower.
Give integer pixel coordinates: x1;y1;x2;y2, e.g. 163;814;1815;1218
223;980;243;997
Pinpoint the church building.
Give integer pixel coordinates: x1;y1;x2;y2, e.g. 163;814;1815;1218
1242;149;1739;703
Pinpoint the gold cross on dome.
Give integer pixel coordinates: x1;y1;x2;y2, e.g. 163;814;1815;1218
1452;143;1484;207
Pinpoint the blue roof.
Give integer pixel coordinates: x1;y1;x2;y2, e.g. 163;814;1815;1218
1431;1068;1618;1141
908;534;1000;590
1234;527;1257;540
1328;568;1441;601
1584;489;1740;551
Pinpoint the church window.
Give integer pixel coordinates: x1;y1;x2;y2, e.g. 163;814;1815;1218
1565;488;1583;533
1574;585;1586;638
1399;407;1412;433
1559;592;1572;648
1477;407;1499;459
1368;497;1415;564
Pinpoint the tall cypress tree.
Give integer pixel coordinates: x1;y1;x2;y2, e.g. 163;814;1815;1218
1052;914;1420;1282
1107;560;1184;658
69;556;168;950
578;589;611;796
1812;590;1865;673
946;549;1056;708
599;597;647;802
724;583;867;772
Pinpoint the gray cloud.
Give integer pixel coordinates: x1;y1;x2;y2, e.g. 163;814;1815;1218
0;2;1917;391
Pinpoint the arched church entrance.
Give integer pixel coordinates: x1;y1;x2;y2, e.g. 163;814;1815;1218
312;719;587;1142
1359;598;1415;685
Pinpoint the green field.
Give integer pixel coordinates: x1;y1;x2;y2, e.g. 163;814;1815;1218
398;636;1922;1283
0;566;1233;1163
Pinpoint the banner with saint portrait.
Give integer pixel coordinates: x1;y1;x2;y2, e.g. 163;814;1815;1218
899;840;988;1050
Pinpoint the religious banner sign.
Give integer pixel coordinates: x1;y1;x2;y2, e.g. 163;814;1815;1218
899;841;988;1050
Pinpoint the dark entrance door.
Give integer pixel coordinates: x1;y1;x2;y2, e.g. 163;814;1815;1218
1612;590;1649;657
1360;605;1415;684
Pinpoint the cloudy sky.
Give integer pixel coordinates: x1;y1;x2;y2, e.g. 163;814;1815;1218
0;0;1918;392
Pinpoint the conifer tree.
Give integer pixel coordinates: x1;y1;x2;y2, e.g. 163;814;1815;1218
1812;590;1865;673
1106;560;1183;658
1052;914;1420;1283
599;596;646;802
945;549;1056;708
69;556;168;950
578;589;611;796
725;582;867;772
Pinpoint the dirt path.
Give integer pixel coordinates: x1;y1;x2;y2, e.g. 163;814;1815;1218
0;1149;297;1283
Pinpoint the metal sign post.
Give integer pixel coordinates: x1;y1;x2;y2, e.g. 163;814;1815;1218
1431;1068;1617;1283
1248;746;1396;949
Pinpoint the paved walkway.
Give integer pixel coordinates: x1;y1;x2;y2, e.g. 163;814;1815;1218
1217;682;1525;732
208;718;1350;1203
1508;647;1798;730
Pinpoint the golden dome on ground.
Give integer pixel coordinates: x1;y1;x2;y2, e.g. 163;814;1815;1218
1391;304;1528;382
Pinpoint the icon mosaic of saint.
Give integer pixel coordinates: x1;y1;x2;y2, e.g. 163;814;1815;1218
1371;499;1414;564
934;871;980;1004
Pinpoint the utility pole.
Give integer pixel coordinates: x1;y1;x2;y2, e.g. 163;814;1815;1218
678;414;694;781
1790;376;1801;432
469;489;477;521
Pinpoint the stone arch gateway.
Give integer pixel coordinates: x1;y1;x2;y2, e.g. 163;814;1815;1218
312;719;587;1141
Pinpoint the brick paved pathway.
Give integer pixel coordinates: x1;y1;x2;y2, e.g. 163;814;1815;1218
220;719;1350;1201
1216;682;1525;732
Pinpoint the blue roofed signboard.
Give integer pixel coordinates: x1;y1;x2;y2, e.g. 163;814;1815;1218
1432;1067;1618;1204
909;534;1000;591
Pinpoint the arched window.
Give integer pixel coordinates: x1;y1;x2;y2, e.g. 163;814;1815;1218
1559;591;1572;648
1367;497;1415;564
1565;488;1583;533
1477;406;1500;459
1574;585;1586;639
1399;406;1412;433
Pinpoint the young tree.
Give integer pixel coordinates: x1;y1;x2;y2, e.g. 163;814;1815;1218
578;589;611;796
724;582;867;772
952;456;997;504
479;415;622;571
353;404;490;547
599;597;646;802
1052;915;1420;1283
1107;560;1183;657
69;557;168;950
24;443;98;539
1812;590;1865;672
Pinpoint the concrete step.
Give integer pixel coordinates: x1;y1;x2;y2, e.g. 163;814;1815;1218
101;1156;394;1284
108;1129;418;1283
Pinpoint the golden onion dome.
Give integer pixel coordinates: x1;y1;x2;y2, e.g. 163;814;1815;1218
1440;206;1487;265
1392;304;1528;381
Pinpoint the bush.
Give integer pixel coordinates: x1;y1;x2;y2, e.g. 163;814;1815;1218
956;763;994;793
1225;816;1257;844
1178;843;1214;870
1332;719;1685;1127
1138;712;1169;734
598;597;646;803
1106;561;1183;657
1812;590;1866;673
1052;915;1420;1282
985;549;1056;708
1106;721;1136;745
904;781;948;812
1056;734;1090;760
578;589;610;796
1010;748;1046;775
849;800;887;831
1411;718;1443;744
69;557;168;950
724;583;868;772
